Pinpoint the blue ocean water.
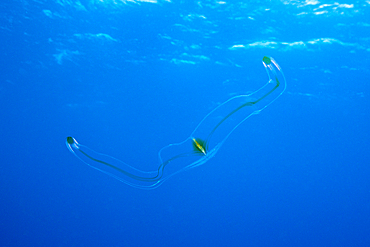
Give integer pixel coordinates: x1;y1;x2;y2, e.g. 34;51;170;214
1;0;369;246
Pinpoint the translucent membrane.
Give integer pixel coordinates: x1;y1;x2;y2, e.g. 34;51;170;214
66;57;286;189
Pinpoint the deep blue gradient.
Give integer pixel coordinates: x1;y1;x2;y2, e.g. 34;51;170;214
1;1;369;246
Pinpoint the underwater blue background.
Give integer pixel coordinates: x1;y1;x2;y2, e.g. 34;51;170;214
1;0;369;246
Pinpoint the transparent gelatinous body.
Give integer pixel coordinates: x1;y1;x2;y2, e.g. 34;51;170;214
66;57;286;189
